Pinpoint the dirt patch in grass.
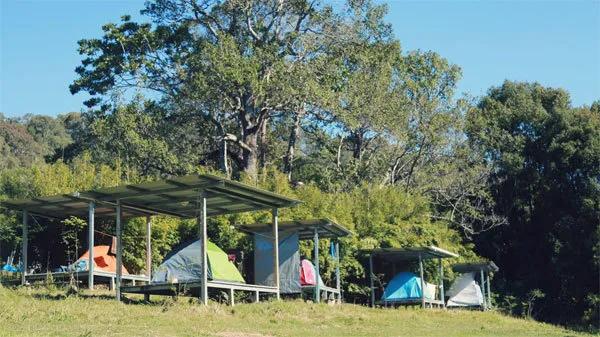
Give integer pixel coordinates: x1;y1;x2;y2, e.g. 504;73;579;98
217;332;274;337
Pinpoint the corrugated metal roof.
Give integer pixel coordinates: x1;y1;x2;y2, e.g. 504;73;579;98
362;246;459;260
1;174;301;219
236;218;351;239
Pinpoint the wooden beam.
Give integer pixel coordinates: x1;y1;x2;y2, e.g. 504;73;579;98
21;210;28;285
207;186;283;208
419;254;425;309
272;208;280;300
115;201;123;301
87;181;219;202
119;201;189;218
313;227;320;303
200;197;208;305
88;202;95;290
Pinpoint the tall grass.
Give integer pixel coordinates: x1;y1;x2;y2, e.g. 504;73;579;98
0;285;590;337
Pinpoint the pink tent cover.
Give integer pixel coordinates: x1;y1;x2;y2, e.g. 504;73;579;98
300;259;317;286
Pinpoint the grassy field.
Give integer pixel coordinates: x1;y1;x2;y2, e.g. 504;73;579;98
0;285;590;337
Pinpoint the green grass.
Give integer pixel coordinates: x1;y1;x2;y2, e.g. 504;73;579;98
0;286;589;337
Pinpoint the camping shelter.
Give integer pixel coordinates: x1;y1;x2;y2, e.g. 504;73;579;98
237;218;351;303
1;174;300;305
363;246;459;308
450;261;498;310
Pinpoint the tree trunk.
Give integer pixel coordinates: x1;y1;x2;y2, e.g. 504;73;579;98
258;117;269;172
284;105;305;181
242;131;259;179
213;120;230;177
219;137;230;177
351;130;364;160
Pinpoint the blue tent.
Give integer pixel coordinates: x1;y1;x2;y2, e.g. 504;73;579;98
2;263;20;273
382;272;430;301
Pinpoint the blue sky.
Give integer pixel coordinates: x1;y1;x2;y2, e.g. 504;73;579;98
1;0;599;117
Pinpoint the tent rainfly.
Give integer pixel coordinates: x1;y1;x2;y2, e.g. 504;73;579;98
363;246;459;309
449;261;499;310
1;174;300;305
151;239;245;284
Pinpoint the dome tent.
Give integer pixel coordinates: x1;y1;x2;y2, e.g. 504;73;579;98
382;271;436;302
448;261;499;310
152;239;244;284
74;245;129;275
446;272;484;307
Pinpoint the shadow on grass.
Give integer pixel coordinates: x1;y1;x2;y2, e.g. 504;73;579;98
31;292;116;301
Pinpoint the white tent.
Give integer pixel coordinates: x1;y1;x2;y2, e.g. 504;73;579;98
446;272;484;307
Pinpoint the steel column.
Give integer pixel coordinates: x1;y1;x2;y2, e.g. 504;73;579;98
313;227;320;303
486;272;492;308
272;208;280;300
335;241;341;303
480;269;486;310
200;197;208;305
369;254;375;307
21;210;28;286
88;202;95;290
115;201;123;301
419;254;425;309
438;257;445;308
146;216;152;282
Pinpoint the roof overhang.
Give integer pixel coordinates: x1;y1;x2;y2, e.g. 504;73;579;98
1;174;301;220
237;218;351;239
362;246;459;261
452;261;499;273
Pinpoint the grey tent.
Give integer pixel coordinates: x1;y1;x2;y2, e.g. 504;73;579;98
449;261;499;310
254;231;301;293
446;272;484;307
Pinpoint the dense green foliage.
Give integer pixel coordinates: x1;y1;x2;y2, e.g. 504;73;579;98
467;82;600;328
0;0;597;331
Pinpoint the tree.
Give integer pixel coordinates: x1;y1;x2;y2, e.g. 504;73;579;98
71;0;387;179
87;98;210;177
0;115;46;170
21;114;72;161
467;81;600;327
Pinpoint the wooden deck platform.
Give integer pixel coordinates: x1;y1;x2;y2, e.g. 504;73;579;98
378;298;445;308
300;284;341;302
25;270;149;288
120;280;278;306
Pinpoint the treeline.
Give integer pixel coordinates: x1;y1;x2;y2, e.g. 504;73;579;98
0;0;598;330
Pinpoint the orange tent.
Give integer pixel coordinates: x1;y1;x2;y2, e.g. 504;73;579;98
76;245;129;275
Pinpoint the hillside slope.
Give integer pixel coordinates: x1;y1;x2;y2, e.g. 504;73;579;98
0;287;589;337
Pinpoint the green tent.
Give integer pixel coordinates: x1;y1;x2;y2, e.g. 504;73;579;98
152;239;245;283
206;241;245;282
